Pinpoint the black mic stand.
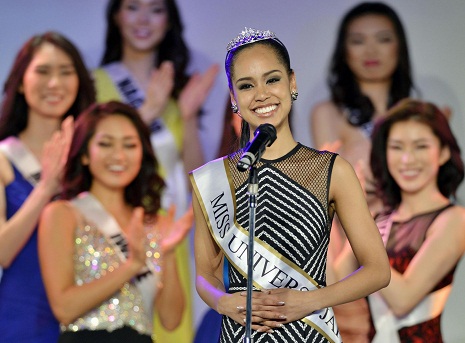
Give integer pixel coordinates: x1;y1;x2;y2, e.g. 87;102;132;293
243;165;258;343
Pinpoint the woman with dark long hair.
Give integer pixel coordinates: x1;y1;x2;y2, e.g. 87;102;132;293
191;27;390;343
310;4;416;340
334;99;465;342
93;2;219;338
39;101;193;342
311;1;415;218
0;31;95;342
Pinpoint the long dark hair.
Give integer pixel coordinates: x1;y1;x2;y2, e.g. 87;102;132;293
62;101;165;215
370;99;464;209
225;37;293;148
101;0;190;99
329;2;414;126
0;31;96;140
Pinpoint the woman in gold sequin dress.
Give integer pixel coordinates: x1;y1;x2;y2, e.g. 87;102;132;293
38;101;193;342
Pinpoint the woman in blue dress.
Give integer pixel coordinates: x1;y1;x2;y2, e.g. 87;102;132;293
0;32;95;342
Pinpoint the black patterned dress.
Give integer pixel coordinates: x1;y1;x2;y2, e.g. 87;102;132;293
220;144;337;343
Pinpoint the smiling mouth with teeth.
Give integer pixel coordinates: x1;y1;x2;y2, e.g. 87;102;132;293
108;165;125;172
255;105;277;114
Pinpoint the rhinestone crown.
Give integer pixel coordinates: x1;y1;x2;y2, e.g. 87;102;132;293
226;27;277;52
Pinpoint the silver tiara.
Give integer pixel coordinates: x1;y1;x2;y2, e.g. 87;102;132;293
226;27;277;52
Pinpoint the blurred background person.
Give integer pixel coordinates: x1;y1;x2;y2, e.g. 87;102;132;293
93;0;219;341
310;3;416;340
311;1;415;224
334;99;465;342
38;101;193;342
0;31;95;342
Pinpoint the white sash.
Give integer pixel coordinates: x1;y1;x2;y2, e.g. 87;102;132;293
190;158;342;343
0;136;41;186
103;62;146;109
369;213;451;343
71;192;161;316
442;254;465;342
103;62;188;217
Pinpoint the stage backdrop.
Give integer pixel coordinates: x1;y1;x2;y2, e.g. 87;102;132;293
1;0;464;337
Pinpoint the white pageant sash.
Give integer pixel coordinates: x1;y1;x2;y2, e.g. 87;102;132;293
71;192;161;316
0;136;41;186
369;213;451;343
103;62;187;217
190;158;341;343
103;62;146;109
0;137;42;282
370;285;451;343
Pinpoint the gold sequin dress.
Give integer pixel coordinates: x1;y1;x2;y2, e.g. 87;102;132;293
60;207;160;340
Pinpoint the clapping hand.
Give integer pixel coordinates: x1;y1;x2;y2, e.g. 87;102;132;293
40;116;74;196
126;207;149;270
156;204;194;254
141;61;175;123
178;64;220;121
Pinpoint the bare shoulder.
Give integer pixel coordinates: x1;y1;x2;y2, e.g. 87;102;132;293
41;200;78;229
310;100;345;147
310;100;342;122
331;155;356;178
0;151;14;186
429;205;465;243
329;155;361;198
439;205;465;228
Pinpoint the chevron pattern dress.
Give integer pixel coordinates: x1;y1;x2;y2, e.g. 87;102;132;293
220;144;337;343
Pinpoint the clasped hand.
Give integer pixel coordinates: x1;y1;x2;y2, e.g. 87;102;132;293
219;288;313;333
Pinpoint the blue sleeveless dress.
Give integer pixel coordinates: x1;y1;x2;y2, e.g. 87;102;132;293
0;164;59;342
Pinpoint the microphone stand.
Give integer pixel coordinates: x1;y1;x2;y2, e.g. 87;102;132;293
243;165;258;343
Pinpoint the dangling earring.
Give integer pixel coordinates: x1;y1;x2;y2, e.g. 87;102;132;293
291;90;298;102
231;103;238;113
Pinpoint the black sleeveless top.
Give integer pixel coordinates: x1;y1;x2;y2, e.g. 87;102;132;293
220;144;337;343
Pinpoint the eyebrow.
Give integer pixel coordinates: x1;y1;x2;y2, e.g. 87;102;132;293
388;137;432;143
235;69;282;84
34;63;75;69
96;133;139;140
348;29;395;37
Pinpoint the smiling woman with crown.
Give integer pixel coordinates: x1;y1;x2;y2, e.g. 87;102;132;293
189;27;391;342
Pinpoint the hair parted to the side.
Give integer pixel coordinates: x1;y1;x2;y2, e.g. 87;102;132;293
0;31;96;140
329;2;414;127
225;30;292;149
62;101;165;215
101;0;190;99
370;98;464;209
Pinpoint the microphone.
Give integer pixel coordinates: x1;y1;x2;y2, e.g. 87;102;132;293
237;123;277;172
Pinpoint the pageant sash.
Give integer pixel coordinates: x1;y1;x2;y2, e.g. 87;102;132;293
370;286;451;343
103;62;187;216
190;158;342;343
369;213;451;343
71;192;161;315
0;136;41;186
103;62;146;109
